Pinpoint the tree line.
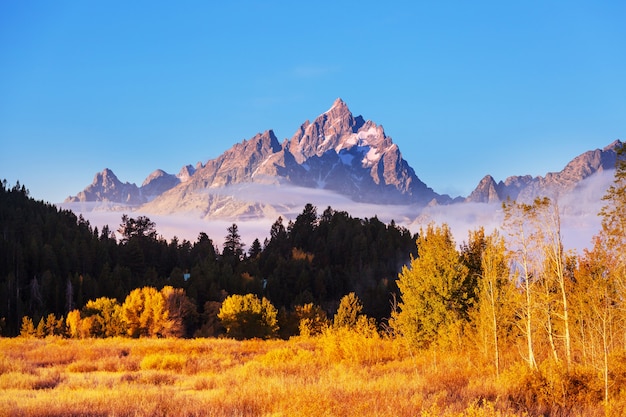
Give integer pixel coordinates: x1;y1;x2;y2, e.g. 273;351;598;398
0;181;416;337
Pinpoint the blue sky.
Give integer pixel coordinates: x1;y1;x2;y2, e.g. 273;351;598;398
1;1;625;204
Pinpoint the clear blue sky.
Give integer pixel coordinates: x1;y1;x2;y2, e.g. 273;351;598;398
2;1;625;204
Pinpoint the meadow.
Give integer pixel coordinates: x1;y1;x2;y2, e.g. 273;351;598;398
1;331;624;417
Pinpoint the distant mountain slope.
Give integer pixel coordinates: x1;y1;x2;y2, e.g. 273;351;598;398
66;168;144;204
466;140;621;203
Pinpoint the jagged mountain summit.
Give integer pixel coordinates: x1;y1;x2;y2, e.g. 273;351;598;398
465;140;621;203
66;99;450;216
65;99;622;221
65;164;201;205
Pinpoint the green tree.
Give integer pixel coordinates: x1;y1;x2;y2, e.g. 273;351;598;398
248;238;262;259
390;223;470;349
223;223;245;261
289;203;318;250
218;293;278;339
117;215;157;243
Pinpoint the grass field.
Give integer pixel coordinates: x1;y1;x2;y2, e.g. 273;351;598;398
0;332;621;416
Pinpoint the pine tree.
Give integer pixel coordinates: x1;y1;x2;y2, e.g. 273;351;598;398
223;223;245;261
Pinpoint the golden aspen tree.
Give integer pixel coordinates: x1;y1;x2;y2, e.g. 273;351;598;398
503;199;540;369
333;292;363;329
505;197;575;369
218;293;278;339
82;297;124;337
19;316;36;337
65;309;82;338
535;198;573;368
576;236;622;407
598;142;626;341
121;287;169;338
296;303;329;337
473;230;513;377
390;223;470;349
576;142;626;406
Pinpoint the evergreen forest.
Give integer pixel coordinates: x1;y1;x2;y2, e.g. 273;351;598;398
0;180;416;337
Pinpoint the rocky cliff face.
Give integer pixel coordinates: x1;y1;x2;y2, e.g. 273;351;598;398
68;99;446;215
465;141;621;203
65;166;191;205
65;169;144;204
277;99;442;205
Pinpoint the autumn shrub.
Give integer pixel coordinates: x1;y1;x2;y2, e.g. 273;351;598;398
318;324;398;365
251;343;320;378
140;352;188;372
499;361;603;416
1;336;620;416
295;302;329;337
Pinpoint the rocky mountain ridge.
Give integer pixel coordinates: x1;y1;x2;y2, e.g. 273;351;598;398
65;99;622;219
465;141;620;203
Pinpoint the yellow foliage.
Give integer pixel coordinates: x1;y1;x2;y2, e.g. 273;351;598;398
218;293;278;339
292;247;314;262
0;336;624;416
140;353;188;372
121;286;169;337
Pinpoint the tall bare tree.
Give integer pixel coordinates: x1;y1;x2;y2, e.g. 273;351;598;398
503;199;540;369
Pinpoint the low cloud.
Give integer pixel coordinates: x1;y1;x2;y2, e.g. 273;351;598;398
62;170;615;252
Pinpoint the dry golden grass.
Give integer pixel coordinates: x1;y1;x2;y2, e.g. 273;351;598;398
0;334;622;416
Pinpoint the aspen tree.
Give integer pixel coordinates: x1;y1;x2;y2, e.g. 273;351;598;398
576;236;621;407
218;293;278;339
539;199;572;368
333;292;363;329
391;223;470;349
476;230;512;377
503;200;539;369
121;287;169;337
82;297;124;337
586;141;626;405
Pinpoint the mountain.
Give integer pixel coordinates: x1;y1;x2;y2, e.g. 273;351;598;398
65;169;144;205
465;140;621;203
66;165;197;205
65;99;622;221
66;99;449;215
